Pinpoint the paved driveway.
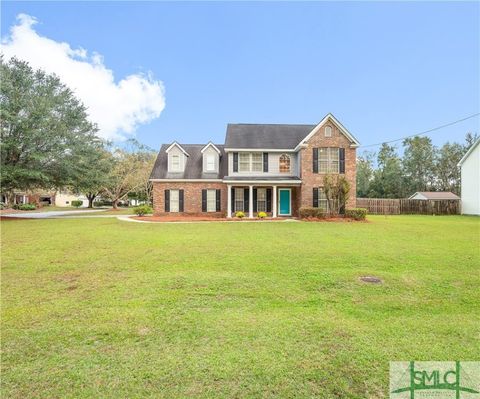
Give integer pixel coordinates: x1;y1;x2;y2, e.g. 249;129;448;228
1;209;105;219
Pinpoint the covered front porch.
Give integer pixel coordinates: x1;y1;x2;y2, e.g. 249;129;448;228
224;178;302;218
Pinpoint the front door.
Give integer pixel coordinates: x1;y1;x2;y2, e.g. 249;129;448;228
278;189;291;216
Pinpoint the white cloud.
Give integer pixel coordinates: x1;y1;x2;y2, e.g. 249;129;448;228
1;14;166;140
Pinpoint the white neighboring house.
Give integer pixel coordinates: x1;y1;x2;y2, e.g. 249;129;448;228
54;192;88;207
458;138;480;215
408;192;460;200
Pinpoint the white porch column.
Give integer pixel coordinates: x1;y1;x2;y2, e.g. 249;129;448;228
227;185;232;218
249;185;254;218
272;186;277;218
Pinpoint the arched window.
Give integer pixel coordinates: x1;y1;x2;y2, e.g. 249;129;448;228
325;125;332;137
279;154;291;173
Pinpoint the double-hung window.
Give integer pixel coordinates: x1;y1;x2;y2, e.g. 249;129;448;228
235;188;244;211
318;188;328;211
170;189;180;212
206;155;215;172
257;188;266;212
171;155;181;172
238;153;263;172
206;189;216;212
251;153;263;172
319;148;339;173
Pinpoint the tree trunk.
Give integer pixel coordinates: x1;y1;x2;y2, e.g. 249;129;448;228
86;193;96;208
112;199;118;209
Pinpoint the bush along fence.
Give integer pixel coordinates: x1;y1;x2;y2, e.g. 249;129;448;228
356;198;460;215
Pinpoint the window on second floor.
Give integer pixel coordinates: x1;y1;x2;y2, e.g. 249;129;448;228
206;154;215;172
238;152;263;172
279;154;290;173
171;155;181;172
319;148;339;173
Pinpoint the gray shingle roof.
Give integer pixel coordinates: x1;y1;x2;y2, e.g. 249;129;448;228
224;124;316;149
150;144;227;180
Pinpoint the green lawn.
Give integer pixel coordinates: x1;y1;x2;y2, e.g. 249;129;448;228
1;216;479;398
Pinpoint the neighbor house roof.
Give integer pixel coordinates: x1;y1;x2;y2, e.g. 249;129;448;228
150;144;227;180
458;137;480;166
409;192;460;200
224;123;316;150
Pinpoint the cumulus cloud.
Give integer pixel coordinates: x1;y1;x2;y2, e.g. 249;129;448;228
1;14;165;140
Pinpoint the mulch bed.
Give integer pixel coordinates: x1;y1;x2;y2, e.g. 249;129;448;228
131;216;368;223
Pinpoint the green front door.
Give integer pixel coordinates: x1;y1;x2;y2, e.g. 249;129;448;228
279;189;291;216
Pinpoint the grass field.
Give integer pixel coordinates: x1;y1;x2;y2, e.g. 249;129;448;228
1;216;479;398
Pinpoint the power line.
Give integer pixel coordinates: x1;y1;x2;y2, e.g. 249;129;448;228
359;112;480;149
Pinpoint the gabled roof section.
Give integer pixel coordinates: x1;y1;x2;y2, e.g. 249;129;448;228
295;113;360;150
150;144;227;180
225;123;316;150
458;137;480;166
200;141;221;154
166;141;190;156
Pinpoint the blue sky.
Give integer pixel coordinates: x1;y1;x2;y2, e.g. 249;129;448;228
1;1;479;152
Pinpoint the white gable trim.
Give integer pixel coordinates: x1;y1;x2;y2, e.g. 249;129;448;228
166;141;190;156
201;142;221;154
294;113;361;151
458;137;480;166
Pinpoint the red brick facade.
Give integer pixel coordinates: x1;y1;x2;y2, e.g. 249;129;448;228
152;117;357;216
298;118;357;208
153;182;227;217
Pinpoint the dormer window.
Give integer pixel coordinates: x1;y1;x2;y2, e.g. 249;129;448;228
171;155;181;171
166;142;189;173
279;154;290;173
325;126;332;137
206;155;215;172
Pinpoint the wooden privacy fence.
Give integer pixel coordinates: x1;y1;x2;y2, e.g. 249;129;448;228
356;198;460;215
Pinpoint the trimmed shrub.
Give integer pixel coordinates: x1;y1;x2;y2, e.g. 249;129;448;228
71;200;83;208
299;207;325;219
0;202;4;210
235;211;245;219
257;211;267;219
18;203;36;211
345;208;367;220
133;205;152;216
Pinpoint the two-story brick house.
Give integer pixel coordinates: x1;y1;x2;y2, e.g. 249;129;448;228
150;113;360;218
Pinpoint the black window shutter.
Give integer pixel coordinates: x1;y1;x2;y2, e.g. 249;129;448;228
263;153;268;172
253;188;257;212
233;153;239;172
313;148;318;173
244;188;249;212
339;148;345;174
201;189;207;212
216;189;221;212
179;190;184;212
266;188;272;212
165;190;170;212
313;188;319;208
231;187;235;212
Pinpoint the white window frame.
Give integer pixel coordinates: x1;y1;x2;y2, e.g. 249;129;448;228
318;148;339;174
238;152;263;172
206;155;215;172
170;189;180;212
257;188;266;212
325;125;332;137
234;188;244;211
206;189;216;212
251;153;263;172
171;154;181;172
